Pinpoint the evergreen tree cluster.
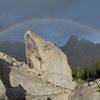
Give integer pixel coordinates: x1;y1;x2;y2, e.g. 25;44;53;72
71;61;100;81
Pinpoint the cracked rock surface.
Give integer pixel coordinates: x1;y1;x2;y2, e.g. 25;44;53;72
0;31;75;100
24;31;75;90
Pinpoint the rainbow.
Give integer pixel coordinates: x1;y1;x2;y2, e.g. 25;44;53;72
0;18;100;34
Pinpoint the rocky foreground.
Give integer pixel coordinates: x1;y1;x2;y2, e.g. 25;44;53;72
0;31;100;100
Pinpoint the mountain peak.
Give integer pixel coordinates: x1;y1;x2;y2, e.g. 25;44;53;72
69;35;79;42
61;36;100;66
63;35;79;47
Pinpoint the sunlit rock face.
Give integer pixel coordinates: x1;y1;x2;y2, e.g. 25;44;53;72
24;31;75;90
0;50;73;100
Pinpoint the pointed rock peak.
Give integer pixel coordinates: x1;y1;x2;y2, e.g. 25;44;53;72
24;30;75;90
24;31;37;41
24;31;44;45
69;35;79;42
25;30;32;36
64;35;79;47
25;30;37;38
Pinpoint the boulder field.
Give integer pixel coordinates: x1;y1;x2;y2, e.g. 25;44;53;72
0;31;99;100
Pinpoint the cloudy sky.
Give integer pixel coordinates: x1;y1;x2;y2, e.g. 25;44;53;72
0;0;100;45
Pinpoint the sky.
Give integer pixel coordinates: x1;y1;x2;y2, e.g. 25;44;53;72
0;0;100;45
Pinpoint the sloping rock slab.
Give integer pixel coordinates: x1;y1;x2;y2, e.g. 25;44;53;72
70;85;100;100
24;31;75;90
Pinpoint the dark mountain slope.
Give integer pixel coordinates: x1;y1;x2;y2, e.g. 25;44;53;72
60;36;100;67
0;36;100;67
0;41;26;62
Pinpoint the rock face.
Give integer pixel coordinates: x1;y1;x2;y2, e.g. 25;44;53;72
70;85;100;100
85;78;100;91
0;30;99;100
95;79;100;86
0;52;27;100
24;31;75;90
0;31;75;100
0;80;8;100
0;51;72;100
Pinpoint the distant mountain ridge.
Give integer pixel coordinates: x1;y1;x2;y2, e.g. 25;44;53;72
0;36;100;67
60;35;100;67
0;41;26;62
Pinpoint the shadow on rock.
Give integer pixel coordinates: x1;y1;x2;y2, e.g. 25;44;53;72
0;58;26;100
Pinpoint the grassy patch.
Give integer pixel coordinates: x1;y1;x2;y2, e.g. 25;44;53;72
96;88;100;92
95;86;100;93
73;79;87;85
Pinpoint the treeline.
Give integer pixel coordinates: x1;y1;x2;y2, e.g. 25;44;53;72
71;61;100;81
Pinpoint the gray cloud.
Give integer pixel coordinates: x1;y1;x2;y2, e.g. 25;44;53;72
0;0;89;30
0;19;100;46
0;0;100;45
